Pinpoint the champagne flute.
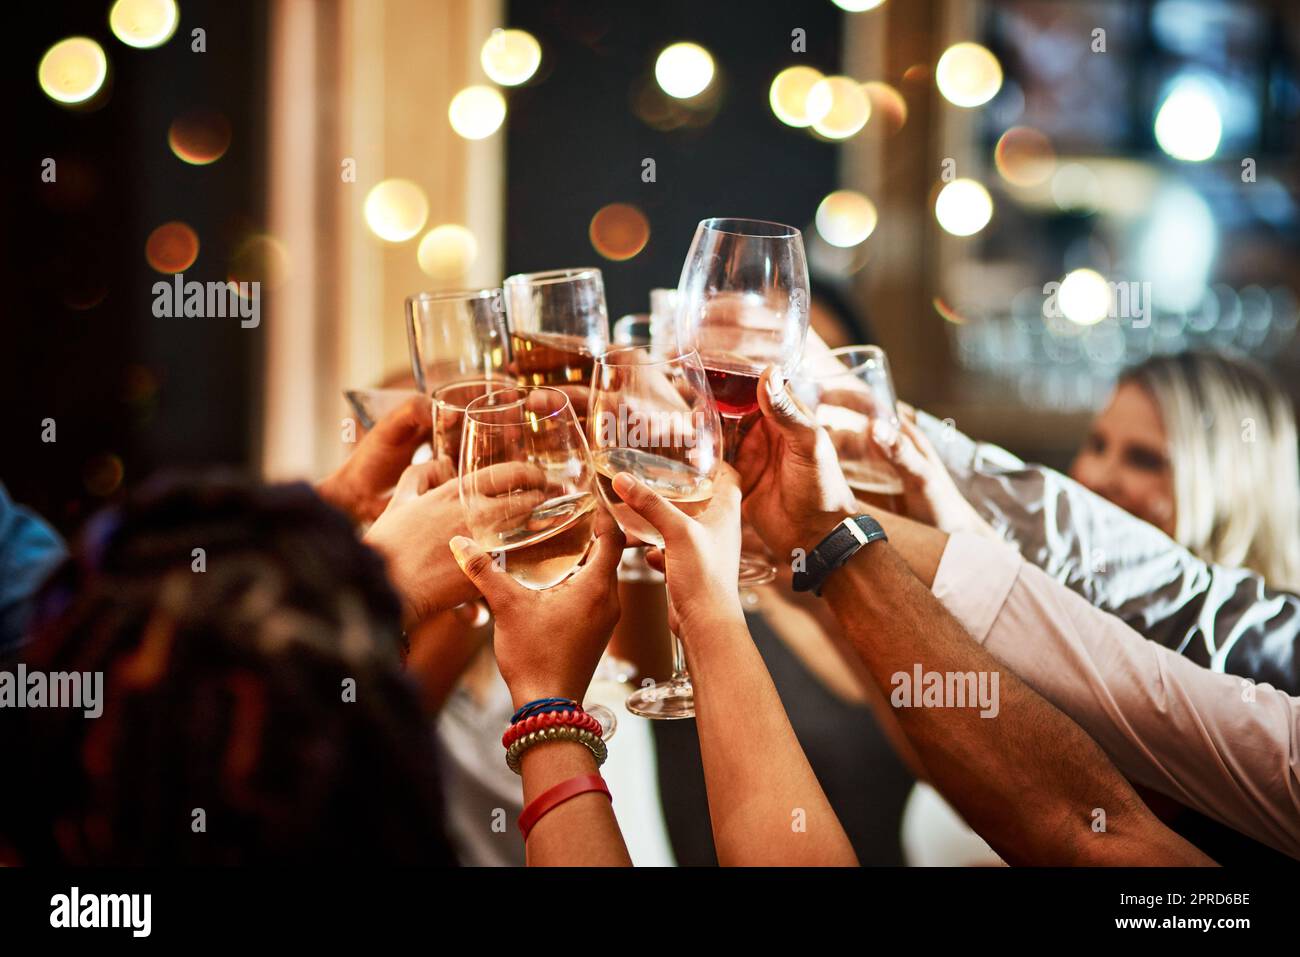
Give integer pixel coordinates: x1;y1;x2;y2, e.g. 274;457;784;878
674;217;811;586
459;385;616;737
793;345;904;506
589;346;723;719
406;287;510;394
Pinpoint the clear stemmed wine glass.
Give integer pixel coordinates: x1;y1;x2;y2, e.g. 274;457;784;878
458;384;616;737
503;268;610;387
588;346;723;719
793;345;904;506
673;217;811;586
406;287;511;394
432;377;515;471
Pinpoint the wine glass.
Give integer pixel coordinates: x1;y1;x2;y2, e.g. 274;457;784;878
612;313;652;347
432;377;514;471
503;269;609;424
674;217;811;586
459;384;616;737
589;346;723;719
793;345;904;507
406;288;510;394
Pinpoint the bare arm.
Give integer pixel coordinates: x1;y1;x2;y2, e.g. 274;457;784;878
736;367;1211;866
820;511;1212;866
450;512;633;867
615;469;858;866
683;615;859;866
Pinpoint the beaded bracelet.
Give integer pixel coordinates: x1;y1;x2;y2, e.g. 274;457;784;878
502;709;603;750
506;725;607;775
511;697;579;724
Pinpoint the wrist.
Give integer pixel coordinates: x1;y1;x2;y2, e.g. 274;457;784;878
795;507;859;552
508;681;587;711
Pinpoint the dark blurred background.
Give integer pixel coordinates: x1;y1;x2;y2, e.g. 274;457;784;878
4;0;265;534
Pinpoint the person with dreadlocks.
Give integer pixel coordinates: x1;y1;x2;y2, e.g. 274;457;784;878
0;472;632;866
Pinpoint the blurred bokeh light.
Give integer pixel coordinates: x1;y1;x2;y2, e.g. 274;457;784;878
936;42;1002;108
590;203;651;261
168;110;232;165
109;0;179;49
1057;268;1110;326
816;190;878;247
228;234;290;293
935;179;993;236
38;37;108;105
862;81;908;135
449;86;507;139
417;224;479;281
806;75;871;139
363;179;429;242
832;0;887;10
145;221;199;273
769;66;824;128
1154;78;1223;162
994;126;1056;187
654;42;714;99
480;29;541;86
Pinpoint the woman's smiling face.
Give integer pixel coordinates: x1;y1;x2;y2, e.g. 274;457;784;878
1069;380;1177;537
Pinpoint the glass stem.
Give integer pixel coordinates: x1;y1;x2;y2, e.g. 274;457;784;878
665;591;689;683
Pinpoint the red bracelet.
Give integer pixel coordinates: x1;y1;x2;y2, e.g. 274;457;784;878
501;709;602;749
518;773;612;841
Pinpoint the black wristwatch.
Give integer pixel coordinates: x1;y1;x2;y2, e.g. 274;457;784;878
791;515;888;596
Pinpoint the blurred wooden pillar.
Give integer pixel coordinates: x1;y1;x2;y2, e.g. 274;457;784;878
262;0;504;480
841;0;961;408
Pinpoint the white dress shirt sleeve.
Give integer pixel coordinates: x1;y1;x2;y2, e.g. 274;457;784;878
932;531;1300;860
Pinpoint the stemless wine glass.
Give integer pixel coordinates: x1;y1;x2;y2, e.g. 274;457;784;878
793;345;903;503
406;288;510;394
503;268;609;391
459;384;617;737
674;217;811;586
589;346;723;719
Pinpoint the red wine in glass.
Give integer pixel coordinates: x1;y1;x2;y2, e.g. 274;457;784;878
703;364;762;417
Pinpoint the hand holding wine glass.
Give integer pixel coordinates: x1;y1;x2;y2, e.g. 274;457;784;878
449;509;626;709
319;393;434;524
363;469;480;626
734;366;858;562
614;463;745;641
675;217;811;585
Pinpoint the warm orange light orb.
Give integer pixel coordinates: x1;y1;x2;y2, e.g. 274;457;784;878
145;221;199;273
590;204;650;261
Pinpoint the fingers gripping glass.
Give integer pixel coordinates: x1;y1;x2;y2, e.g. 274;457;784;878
458;385;614;736
793;345;903;498
674;217;811;586
589;346;723;719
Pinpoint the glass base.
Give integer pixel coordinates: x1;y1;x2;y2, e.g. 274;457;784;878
738;551;776;587
625;677;695;720
584;703;618;741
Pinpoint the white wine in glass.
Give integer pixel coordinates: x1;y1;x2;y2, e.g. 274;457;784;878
459;384;616;737
589;346;722;719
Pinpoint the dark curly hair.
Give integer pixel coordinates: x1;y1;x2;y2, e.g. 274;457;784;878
0;472;456;865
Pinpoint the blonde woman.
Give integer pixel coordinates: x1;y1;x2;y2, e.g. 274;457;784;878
875;349;1300;864
1069;352;1300;588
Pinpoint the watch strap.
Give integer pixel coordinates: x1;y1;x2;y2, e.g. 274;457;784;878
792;515;888;596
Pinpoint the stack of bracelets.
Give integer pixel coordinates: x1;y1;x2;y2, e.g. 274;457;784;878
503;697;607;774
505;698;611;840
